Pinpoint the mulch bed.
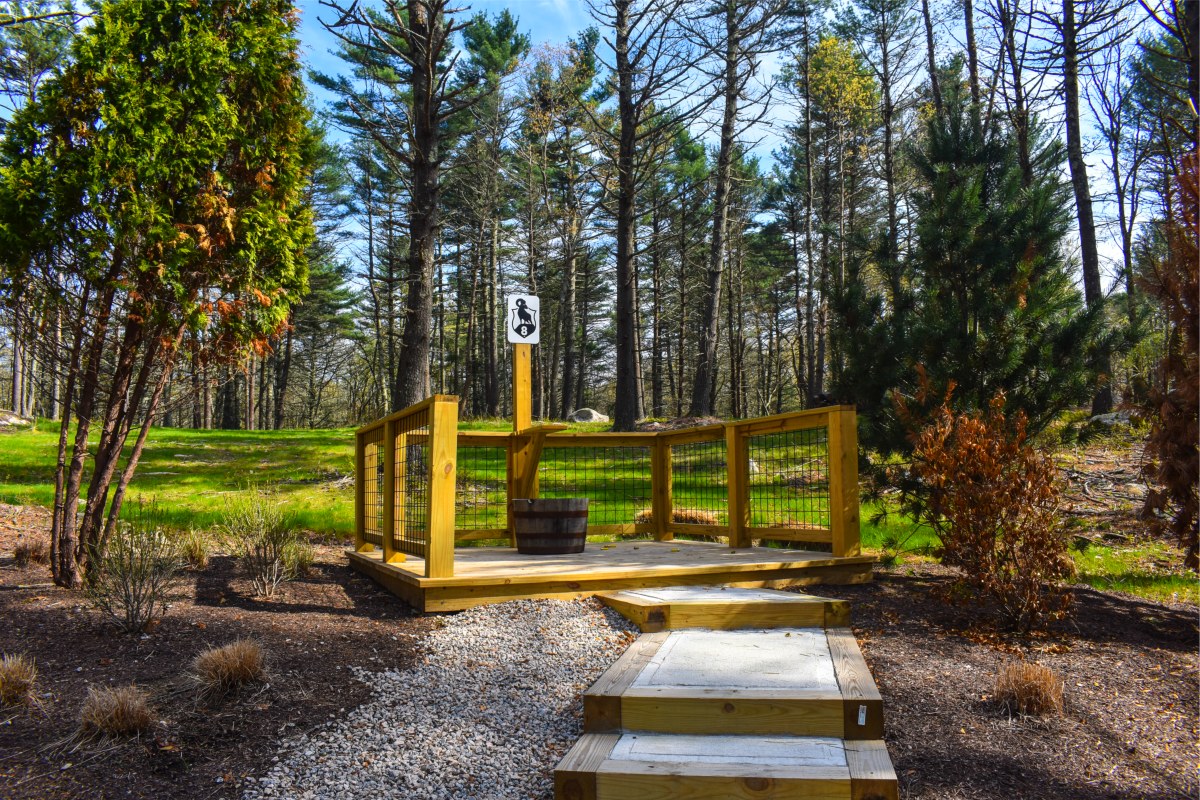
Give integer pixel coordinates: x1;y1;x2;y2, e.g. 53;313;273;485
817;563;1198;800
0;503;1195;799
0;504;436;800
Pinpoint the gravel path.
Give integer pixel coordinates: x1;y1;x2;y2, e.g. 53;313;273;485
242;598;638;800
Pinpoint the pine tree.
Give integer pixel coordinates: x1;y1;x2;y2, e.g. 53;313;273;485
846;69;1103;453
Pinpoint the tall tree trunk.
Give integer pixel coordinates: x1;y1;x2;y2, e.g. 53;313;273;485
689;2;740;417
559;226;578;418
964;0;981;110
612;0;644;430
921;0;941;116
274;323;293;429
1062;0;1110;414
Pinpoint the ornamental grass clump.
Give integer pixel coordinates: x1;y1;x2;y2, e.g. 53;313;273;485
79;685;156;738
13;538;48;567
193;639;267;698
0;653;38;708
179;528;210;571
898;386;1074;632
995;660;1064;717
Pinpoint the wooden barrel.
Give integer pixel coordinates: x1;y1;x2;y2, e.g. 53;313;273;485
511;498;589;555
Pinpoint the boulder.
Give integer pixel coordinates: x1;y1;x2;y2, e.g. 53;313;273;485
1089;411;1132;427
568;408;610;423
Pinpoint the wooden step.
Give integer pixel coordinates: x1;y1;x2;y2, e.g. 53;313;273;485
554;733;898;800
584;628;883;739
598;586;850;632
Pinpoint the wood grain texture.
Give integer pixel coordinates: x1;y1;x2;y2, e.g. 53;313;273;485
826;629;884;740
425;398;458;579
583;633;667;732
619;689;846;737
348;541;873;612
554;733;618;800
595;761;850;800
845;741;898;800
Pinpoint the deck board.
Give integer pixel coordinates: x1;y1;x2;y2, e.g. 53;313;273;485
348;540;873;612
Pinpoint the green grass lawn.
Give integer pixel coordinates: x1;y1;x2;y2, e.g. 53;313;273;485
1;419;1193;606
0;421;360;535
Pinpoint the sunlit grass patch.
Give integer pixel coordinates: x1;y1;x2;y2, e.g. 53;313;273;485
1072;539;1198;605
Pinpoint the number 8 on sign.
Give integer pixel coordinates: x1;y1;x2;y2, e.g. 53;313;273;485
506;294;540;344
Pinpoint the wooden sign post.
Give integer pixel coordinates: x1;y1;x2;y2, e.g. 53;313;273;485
506;295;540;540
506;294;539;434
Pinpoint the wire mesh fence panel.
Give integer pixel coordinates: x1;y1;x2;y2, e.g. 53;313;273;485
747;426;831;533
361;428;384;546
391;408;431;558
538;445;652;528
669;438;730;527
455;444;509;531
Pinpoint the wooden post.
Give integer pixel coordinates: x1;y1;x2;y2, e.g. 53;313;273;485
381;419;404;564
425;397;459;578
505;436;518;546
827;406;861;557
651;437;672;541
353;432;372;553
513;342;532;433
508;343;533;543
726;423;750;548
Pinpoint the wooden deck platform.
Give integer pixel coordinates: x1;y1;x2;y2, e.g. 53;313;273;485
347;539;874;612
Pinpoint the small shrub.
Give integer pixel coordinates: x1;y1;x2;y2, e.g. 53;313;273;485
13;538;48;567
283;537;315;579
79;685;156;738
193;640;266;697
994;660;1064;717
897;387;1074;632
0;653;38;708
220;491;302;597
179;529;210;570
86;517;181;634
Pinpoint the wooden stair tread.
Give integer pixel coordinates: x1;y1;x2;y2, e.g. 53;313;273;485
556;734;897;800
599;586;850;632
584;628;883;739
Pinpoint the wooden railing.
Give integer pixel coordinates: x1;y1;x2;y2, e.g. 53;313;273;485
353;395;458;578
355;402;861;577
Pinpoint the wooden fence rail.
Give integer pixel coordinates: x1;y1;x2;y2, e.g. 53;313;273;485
355;402;861;578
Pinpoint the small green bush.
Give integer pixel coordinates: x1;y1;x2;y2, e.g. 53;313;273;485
220;491;303;597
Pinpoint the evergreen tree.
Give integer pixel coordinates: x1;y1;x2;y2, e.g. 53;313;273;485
844;69;1103;453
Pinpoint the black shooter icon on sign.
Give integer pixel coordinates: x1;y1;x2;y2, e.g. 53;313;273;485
506;294;540;344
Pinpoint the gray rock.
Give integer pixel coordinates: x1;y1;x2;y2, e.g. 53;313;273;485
567;408;610;423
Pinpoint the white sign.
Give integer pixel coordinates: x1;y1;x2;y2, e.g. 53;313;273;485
506;294;540;344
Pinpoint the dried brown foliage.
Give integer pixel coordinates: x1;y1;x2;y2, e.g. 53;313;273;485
897;384;1074;632
79;685;156;738
13;537;48;567
193;639;267;698
994;660;1065;717
633;508;720;526
1139;152;1199;571
0;653;38;708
